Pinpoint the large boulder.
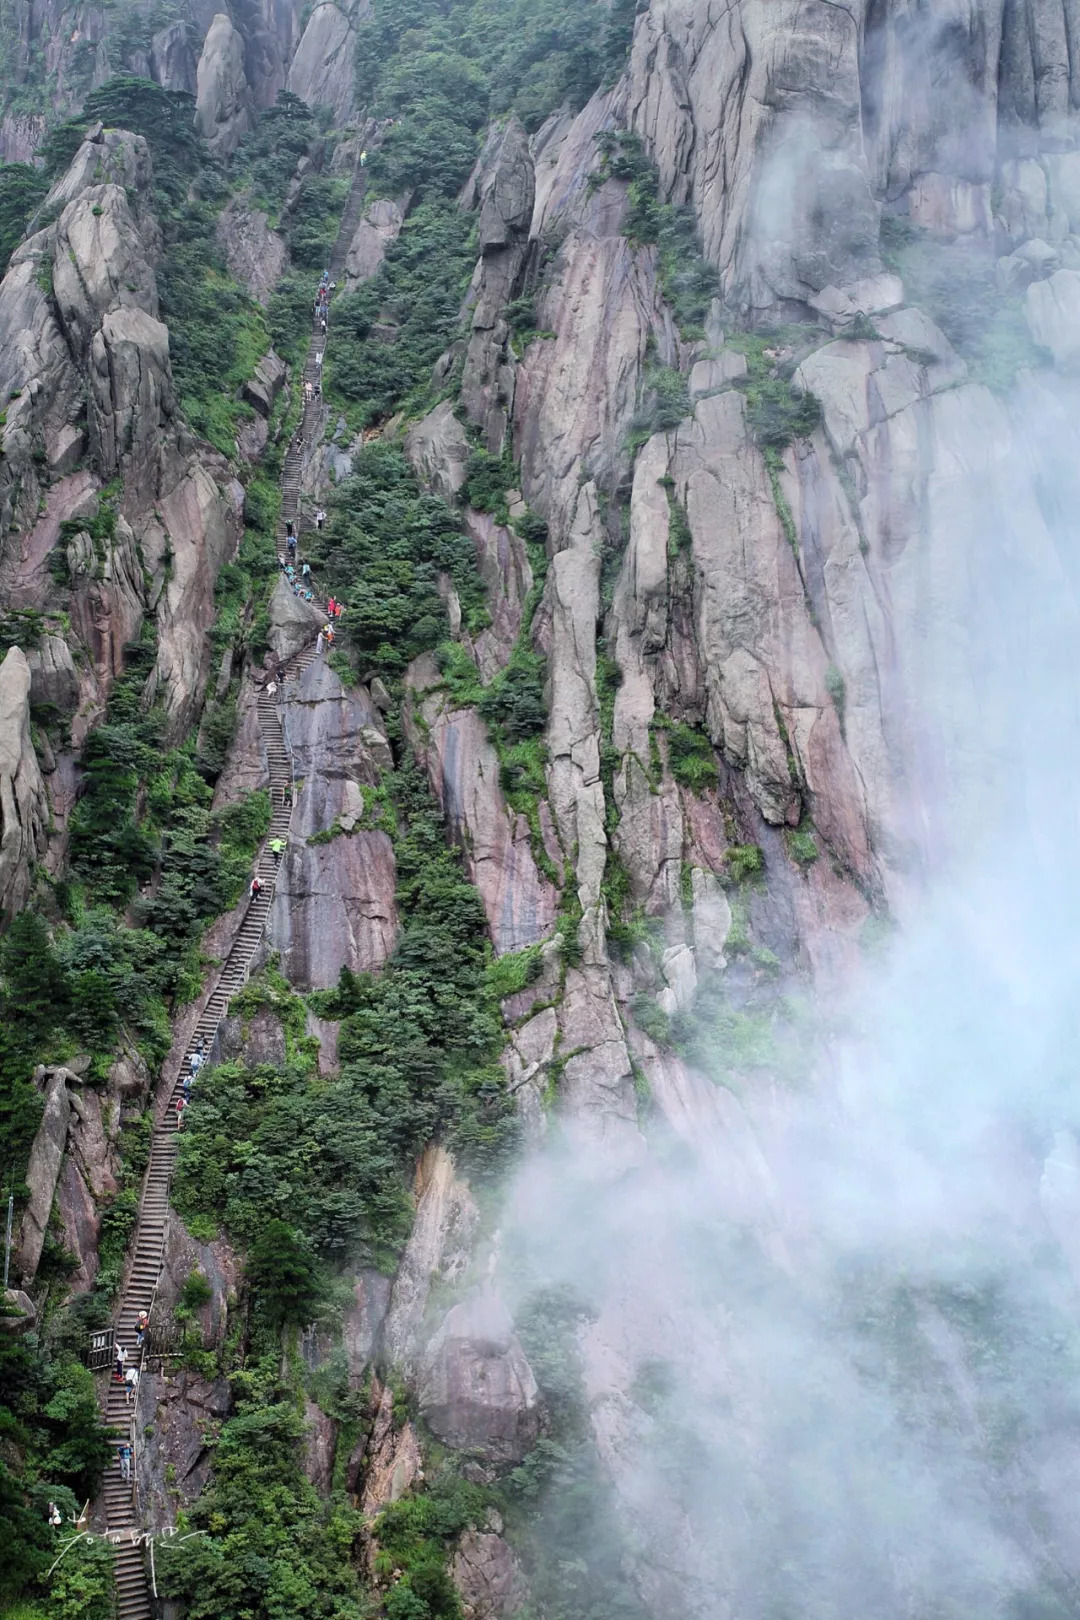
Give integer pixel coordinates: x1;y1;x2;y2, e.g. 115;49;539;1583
25;634;79;714
404;401;470;503
477;116;534;252
195;14;254;156
89;307;173;504
419;1287;541;1464
0;648;48;923
344;197;405;289
452;1528;525;1620
241;349;286;417
266;574;325;660
286;0;368;123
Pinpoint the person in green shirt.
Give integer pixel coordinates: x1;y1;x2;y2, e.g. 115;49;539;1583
270;837;285;865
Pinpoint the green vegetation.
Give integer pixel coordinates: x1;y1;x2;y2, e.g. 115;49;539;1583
787;827;819;866
325;201;476;428
0;1330;114;1605
594;132;720;338
174;760;520;1270
68;628;271;984
373;1472;488;1618
231;91;318;225
656;717;719;795
627;364;691;450
485;942;544;1002
158;1395;364;1620
727;328;824;450
304;443;487;680
724;843;764;885
356;0;622;154
0;162;49;275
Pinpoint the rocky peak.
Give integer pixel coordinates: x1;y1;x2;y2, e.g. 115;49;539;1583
195;13;255;157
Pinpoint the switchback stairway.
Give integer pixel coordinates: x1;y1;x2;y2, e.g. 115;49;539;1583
92;156;369;1620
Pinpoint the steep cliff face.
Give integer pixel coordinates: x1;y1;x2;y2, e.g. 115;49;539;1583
6;3;1080;1618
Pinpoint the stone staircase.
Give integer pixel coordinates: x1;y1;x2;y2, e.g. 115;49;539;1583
96;637;320;1617
92;156;369;1620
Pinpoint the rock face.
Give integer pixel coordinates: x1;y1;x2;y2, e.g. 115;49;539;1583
452;1529;525;1620
461;117;535;450
420;1287;541;1463
266;658;398;988
344;196;406;289
406;671;558;956
217;198;288;306
287;0;369;122
0;126;244;734
195;14;254;157
0;648;48;923
14;1067;72;1283
405;401;471;502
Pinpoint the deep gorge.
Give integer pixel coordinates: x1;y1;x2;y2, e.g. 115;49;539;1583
3;2;1080;1618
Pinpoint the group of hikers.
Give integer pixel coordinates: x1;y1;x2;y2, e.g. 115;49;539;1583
313;268;333;332
111;1322;147;1405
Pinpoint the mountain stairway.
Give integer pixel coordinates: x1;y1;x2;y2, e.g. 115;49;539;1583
90;158;369;1620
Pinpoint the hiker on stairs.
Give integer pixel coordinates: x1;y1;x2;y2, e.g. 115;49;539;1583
270;837;285;866
118;1442;132;1482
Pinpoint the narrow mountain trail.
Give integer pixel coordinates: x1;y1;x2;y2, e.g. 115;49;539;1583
93;158;368;1620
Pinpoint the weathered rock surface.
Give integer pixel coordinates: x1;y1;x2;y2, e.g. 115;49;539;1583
382;1147;479;1378
465;508;533;681
242;348;287;417
25;634;79;715
420;1287;541;1463
0;648;48;924
287;0;368;122
344;196;405;289
14;1066;71;1283
266;574;325;659
217;197;288;306
195;14;254;156
406;675;558;955
359;1377;423;1512
0;1289;37;1332
461;117;536;447
266;658;398;987
452;1529;526;1620
405;401;470;502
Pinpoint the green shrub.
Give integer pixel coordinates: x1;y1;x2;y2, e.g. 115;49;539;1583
725;844;764;884
40;1536;116;1620
174;761;520;1268
0;162;49;275
325;200;475;427
787;828;819;866
178;1268;214;1316
246;1222;320;1328
663;721;719;794
303;443;485;682
631;993;671;1046
595;132;720;337
485;943;543;1002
